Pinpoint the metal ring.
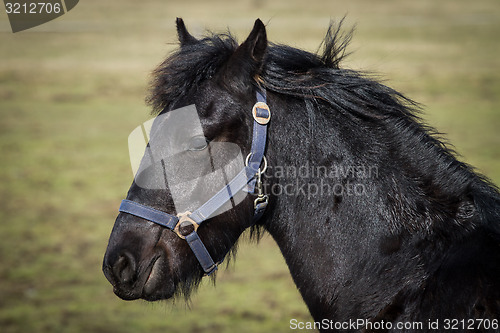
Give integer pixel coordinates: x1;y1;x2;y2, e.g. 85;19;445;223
245;153;267;174
174;211;198;239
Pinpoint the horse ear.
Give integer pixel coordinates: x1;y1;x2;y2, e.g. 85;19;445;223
224;19;267;92
237;19;267;65
176;18;198;47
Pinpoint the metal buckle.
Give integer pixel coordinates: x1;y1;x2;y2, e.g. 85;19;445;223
204;263;219;276
174;212;199;239
252;102;271;125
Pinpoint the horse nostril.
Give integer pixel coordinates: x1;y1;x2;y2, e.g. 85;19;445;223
112;252;137;284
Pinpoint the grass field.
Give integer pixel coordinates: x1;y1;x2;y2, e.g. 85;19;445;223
0;0;499;332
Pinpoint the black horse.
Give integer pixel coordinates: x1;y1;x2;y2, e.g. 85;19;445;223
103;19;500;332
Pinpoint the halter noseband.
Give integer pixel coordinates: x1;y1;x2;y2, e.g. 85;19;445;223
118;88;270;275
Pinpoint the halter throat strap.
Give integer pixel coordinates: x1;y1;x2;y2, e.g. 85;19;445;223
118;88;270;275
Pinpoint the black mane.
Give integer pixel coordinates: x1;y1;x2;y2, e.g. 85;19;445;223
147;32;237;113
147;21;413;120
147;21;500;238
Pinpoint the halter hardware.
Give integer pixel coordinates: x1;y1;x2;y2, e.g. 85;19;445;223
174;212;198;239
252;101;271;125
245;154;267;174
253;164;269;211
118;88;270;276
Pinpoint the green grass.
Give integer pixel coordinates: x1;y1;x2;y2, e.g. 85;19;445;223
0;0;499;332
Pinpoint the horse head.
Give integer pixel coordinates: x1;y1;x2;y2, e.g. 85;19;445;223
103;19;270;301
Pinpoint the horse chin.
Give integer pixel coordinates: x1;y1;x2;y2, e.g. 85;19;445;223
141;258;175;301
141;286;175;302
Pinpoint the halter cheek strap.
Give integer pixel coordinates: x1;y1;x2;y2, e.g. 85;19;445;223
118;88;270;275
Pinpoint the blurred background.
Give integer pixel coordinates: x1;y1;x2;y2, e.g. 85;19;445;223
0;0;498;332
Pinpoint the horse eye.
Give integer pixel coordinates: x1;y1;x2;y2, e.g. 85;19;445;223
188;135;208;151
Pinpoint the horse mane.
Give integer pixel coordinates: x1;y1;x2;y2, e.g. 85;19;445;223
147;21;500;238
147;31;237;113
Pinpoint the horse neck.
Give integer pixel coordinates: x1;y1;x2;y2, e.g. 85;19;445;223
261;96;388;319
259;93;496;321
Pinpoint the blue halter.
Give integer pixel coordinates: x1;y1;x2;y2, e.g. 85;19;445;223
118;88;270;275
